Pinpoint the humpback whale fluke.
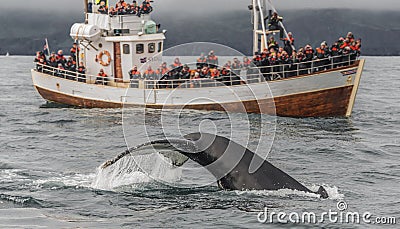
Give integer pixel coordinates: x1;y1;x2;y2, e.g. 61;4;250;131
102;133;329;198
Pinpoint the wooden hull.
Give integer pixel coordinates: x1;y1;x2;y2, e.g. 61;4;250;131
35;84;352;117
32;60;365;117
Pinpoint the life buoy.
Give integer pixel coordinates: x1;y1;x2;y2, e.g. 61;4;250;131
98;50;111;67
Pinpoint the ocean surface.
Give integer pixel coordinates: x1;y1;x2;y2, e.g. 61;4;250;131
0;56;399;228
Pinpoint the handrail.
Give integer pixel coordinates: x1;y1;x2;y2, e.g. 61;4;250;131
131;77;249;90
245;53;358;81
34;63;111;86
248;53;355;71
34;53;359;89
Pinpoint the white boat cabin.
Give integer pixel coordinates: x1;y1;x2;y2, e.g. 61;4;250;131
70;0;165;87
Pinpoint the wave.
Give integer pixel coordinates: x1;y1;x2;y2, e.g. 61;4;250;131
0;193;43;208
39;102;75;109
0;162;13;170
37;119;77;124
33;173;95;190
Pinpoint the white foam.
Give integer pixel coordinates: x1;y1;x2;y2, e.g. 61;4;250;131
309;184;344;200
234;184;344;200
0;169;29;183
91;153;182;191
33;173;95;189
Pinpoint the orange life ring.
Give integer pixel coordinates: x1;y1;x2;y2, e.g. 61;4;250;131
98;50;111;67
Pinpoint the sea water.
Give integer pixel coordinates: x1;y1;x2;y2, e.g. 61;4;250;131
0;56;399;228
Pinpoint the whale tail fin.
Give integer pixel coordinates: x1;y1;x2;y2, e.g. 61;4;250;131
316;186;329;199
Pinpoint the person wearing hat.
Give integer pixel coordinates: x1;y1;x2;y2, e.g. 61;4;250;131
346;32;355;43
180;64;191;80
315;42;331;71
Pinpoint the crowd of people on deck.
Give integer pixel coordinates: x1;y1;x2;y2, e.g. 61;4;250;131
34;43;87;82
249;31;362;79
97;0;153;17
128;49;249;88
127;30;361;87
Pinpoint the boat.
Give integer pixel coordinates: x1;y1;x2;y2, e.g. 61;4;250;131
31;0;365;117
5;52;10;57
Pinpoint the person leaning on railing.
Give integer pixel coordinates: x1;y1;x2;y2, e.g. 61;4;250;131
129;66;141;88
35;58;47;72
330;41;342;68
96;69;109;86
66;57;77;72
48;54;58;70
55;64;66;78
129;66;142;80
231;58;243;76
315;42;331;71
77;62;86;83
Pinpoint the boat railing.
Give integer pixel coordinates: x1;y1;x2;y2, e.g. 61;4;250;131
33;63;251;89
35;63;103;85
34;53;359;89
131;76;248;90
245;53;358;81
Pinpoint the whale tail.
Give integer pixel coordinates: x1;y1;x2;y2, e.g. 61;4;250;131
316;186;329;199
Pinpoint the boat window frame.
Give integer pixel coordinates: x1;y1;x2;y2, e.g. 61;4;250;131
136;44;144;54
148;43;156;53
158;42;162;53
122;44;130;54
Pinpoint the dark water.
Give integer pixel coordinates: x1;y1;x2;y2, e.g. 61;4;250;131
0;56;399;228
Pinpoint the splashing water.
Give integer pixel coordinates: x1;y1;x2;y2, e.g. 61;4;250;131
92;153;182;191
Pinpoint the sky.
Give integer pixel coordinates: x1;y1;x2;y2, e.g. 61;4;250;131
1;0;400;12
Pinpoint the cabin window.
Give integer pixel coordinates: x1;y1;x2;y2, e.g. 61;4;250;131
158;42;162;52
136;44;144;54
99;43;103;48
123;44;130;54
148;43;156;53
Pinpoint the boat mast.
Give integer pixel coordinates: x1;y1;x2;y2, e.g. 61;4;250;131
257;0;268;51
84;0;88;14
251;0;269;54
84;0;89;24
252;0;259;55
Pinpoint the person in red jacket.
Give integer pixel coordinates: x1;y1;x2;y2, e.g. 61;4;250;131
96;69;109;85
207;50;219;68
